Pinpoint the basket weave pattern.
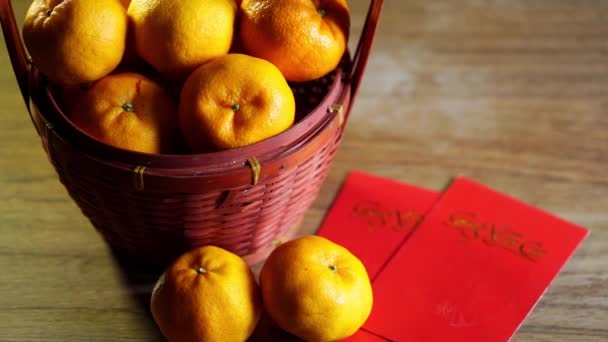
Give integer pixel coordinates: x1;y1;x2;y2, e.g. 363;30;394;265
54;119;341;265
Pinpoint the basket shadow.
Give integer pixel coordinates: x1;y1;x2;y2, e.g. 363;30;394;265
248;310;305;342
109;249;166;341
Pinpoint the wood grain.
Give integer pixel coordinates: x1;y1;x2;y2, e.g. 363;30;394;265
1;0;607;341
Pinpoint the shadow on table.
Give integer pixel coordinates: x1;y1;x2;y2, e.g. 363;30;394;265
110;249;166;341
110;249;303;342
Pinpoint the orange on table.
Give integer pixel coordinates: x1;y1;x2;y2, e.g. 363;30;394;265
151;246;262;342
239;0;350;82
69;72;179;154
179;53;295;151
128;0;238;80
260;235;373;341
22;0;127;86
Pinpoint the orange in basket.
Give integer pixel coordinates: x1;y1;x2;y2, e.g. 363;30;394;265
240;0;350;82
128;0;237;80
70;72;180;154
0;0;384;267
179;53;295;151
22;0;127;86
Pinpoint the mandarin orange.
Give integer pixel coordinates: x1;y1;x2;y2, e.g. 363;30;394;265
128;0;237;80
260;235;373;341
151;246;262;342
69;72;179;154
23;0;127;86
239;0;350;82
179;53;295;151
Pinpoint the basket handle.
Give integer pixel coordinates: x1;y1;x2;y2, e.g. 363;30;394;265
348;0;383;109
0;0;30;110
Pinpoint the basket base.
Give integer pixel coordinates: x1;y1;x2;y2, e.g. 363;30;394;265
106;217;304;270
242;217;304;266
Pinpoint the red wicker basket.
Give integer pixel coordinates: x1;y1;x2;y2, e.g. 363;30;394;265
0;0;383;267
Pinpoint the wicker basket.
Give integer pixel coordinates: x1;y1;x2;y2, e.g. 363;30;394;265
0;0;383;267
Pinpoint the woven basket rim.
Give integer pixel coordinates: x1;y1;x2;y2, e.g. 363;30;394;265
32;55;351;171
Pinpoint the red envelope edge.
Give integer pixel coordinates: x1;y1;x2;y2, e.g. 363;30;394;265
343;328;390;342
317;170;440;280
364;176;590;342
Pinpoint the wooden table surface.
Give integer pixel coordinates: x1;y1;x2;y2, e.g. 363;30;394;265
1;0;607;341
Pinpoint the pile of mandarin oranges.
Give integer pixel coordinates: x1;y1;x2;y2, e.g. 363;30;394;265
22;0;350;154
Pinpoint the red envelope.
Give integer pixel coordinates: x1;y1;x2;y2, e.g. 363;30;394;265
317;171;440;280
317;171;440;342
364;177;589;341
